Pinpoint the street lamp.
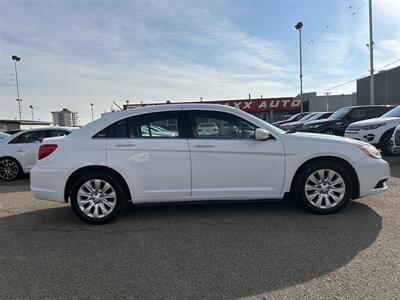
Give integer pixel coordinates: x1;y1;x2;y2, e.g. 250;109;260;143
90;102;94;121
12;55;22;121
295;22;304;112
29;105;34;121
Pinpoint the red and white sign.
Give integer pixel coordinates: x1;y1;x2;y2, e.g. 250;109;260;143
124;97;300;112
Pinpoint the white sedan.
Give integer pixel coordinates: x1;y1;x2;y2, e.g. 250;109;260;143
30;104;390;224
0;127;72;181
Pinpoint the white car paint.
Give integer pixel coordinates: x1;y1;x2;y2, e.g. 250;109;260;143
0;127;72;176
30;104;390;216
345;106;400;148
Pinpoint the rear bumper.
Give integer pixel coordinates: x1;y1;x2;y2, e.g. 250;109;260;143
356;157;390;198
30;166;68;203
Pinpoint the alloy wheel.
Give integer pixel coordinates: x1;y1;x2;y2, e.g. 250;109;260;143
77;179;117;219
304;169;346;209
0;159;19;181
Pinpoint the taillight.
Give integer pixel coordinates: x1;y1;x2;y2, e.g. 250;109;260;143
38;144;58;160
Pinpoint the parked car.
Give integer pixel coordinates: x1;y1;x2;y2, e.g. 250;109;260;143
0;132;10;141
0;127;72;181
345;105;400;155
392;124;400;152
272;112;311;128
301;105;395;136
281;112;333;132
31;104;389;224
197;122;219;136
4;129;23;135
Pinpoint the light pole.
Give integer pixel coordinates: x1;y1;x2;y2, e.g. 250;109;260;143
324;92;331;112
12;55;22;121
29;105;34;121
368;0;375;105
90;102;94;121
295;22;304;112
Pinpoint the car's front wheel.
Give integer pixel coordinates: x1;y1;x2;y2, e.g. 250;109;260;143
0;157;21;181
70;172;126;224
379;130;400;156
294;162;352;214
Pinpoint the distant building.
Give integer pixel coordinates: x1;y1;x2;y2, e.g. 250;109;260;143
0;119;52;132
51;108;79;127
357;66;400;105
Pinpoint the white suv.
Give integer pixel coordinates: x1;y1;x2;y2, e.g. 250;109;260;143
0;127;72;181
345;105;400;155
31;104;390;224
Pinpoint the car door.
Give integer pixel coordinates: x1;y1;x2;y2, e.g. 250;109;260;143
186;109;285;199
8;130;47;172
105;110;191;201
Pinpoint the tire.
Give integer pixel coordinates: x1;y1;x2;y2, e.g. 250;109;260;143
293;161;352;214
321;128;336;135
0;157;22;181
379;129;400;156
70;172;126;224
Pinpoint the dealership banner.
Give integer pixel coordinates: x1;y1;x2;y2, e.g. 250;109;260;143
124;97;301;112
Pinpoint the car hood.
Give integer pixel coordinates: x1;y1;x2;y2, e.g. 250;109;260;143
281;121;303;127
350;117;400;126
287;131;369;146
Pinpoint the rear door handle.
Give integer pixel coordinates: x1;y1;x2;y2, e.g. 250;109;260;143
16;148;25;152
194;144;215;148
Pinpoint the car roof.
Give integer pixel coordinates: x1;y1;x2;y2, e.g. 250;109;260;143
1;127;73;143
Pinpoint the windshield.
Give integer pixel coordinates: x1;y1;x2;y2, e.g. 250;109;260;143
329;107;352;120
382;106;400;118
307;113;324;121
298;113;317;121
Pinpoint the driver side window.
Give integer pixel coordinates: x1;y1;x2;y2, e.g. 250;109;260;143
189;110;257;139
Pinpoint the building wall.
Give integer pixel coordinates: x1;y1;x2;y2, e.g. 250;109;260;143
307;92;357;112
0;121;51;131
357;66;400;105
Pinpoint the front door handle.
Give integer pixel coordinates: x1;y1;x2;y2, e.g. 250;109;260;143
194;144;215;148
115;142;136;147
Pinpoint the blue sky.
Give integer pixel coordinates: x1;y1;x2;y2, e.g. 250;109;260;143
0;0;399;124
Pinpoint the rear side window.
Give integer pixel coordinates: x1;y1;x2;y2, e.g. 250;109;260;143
47;130;70;137
9;130;47;144
93;111;181;139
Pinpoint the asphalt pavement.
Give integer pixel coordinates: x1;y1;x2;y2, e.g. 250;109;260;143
0;157;399;299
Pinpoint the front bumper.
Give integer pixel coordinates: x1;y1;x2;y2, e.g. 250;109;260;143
345;130;380;144
356;157;390;198
30;166;68;203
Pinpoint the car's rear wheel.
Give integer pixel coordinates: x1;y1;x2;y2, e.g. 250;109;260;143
0;157;21;181
70;172;126;224
322;128;336;135
294;162;352;214
379;130;400;156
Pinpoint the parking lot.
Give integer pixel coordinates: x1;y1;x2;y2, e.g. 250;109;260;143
0;157;398;299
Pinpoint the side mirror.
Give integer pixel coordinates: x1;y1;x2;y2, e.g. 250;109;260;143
255;128;270;141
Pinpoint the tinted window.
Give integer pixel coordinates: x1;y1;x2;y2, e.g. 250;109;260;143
47;130;70;137
329;107;352;120
347;108;367;120
9;130;47;144
189;110;257;139
93;111;180;139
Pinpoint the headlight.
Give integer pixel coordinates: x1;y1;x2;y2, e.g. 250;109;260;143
358;145;382;159
361;123;386;130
